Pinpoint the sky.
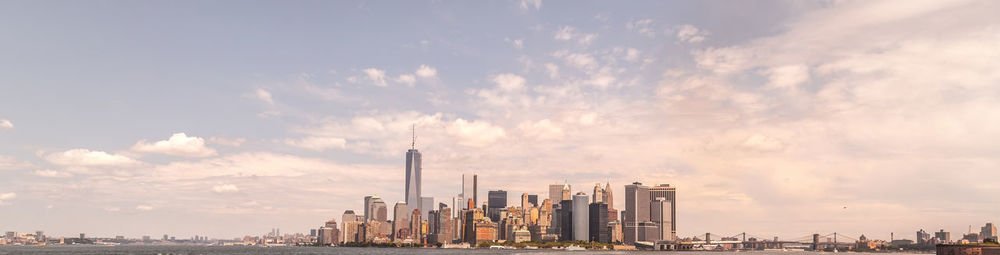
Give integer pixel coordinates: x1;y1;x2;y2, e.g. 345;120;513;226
1;0;999;241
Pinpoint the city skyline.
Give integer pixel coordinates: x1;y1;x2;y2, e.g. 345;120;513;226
2;0;1000;241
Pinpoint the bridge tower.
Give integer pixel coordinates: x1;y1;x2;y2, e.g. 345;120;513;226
706;233;711;244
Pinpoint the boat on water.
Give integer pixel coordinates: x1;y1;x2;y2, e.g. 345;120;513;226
565;245;586;251
524;246;539;250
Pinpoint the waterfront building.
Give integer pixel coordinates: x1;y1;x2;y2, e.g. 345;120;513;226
609;221;624;243
624;182;651;244
368;196;387;222
572;192;590;241
983;223;998;241
558;199;574;241
589;202;610;243
649;184;676;238
651;197;674;241
410;209;422;240
341;210;358;243
918;229;931;245
392;202;410;241
343;221;364;243
936;229;951;243
405;136;423;214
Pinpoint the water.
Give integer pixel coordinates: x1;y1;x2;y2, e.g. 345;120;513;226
0;247;910;255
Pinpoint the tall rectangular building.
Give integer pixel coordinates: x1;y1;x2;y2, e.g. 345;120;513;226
421;197;434;222
651;198;674;241
624;182;651;244
463;174;477;209
589;203;609;243
488;190;507;222
549;184;563;205
558;200;574;241
572;192;590;241
405;147;422;213
649;184;676;237
528;195;538;206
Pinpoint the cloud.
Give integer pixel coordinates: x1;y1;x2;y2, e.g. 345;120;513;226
0;192;14;205
394;74;416;86
362;68;387;86
624;48;641;62
518;0;541;11
0;119;12;129
554;26;597;45
0;155;34;170
446;119;505;147
284;136;347;151
492;73;526;91
34;169;73;178
136;205;153;211
208;137;246;147
212;184;240;193
563;53;597;70
104;207;120;212
505;37;524;49
415;65;438;79
131;133;218;157
254;89;274;105
627;19;656;37
676;24;708;43
45;149;142;167
764;65;810;90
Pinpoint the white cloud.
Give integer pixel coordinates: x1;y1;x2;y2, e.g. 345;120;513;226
45;149;142;167
518;0;541;11
624;48;641;62
764;65;810;90
136;205;153;211
0;119;12;129
676;24;708;43
545;63;559;79
519;119;564;140
446;119;505;147
0;155;34;170
505;37;524;49
362;68;387;86
34;169;73;178
563;53;597;70
284;136;347;151
131;133;218;158
254;89;274;105
0;192;14;205
492;73;526;91
208;137;246;147
627;19;656;37
415;65;438;79
212;184;240;193
394;74;416;86
554;26;597;45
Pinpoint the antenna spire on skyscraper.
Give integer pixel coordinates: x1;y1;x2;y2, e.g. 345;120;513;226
411;124;416;149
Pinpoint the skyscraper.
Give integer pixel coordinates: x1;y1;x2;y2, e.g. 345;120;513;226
549;184;564;204
604;182;613;210
521;193;533;209
364;195;374;221
562;183;572;201
593;183;604;204
572;192;590;241
392;202;410;241
649;184;676;237
982;223;998;241
405;127;422;212
589;203;609;243
341;210;358;243
558;200;574;241
528;194;538;206
488;190;507;222
463;174;477;209
624;182;651;244
368;196;388;222
651;197;674;241
421;197;434;221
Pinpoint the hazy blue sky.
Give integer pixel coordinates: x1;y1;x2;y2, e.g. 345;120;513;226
2;0;999;240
